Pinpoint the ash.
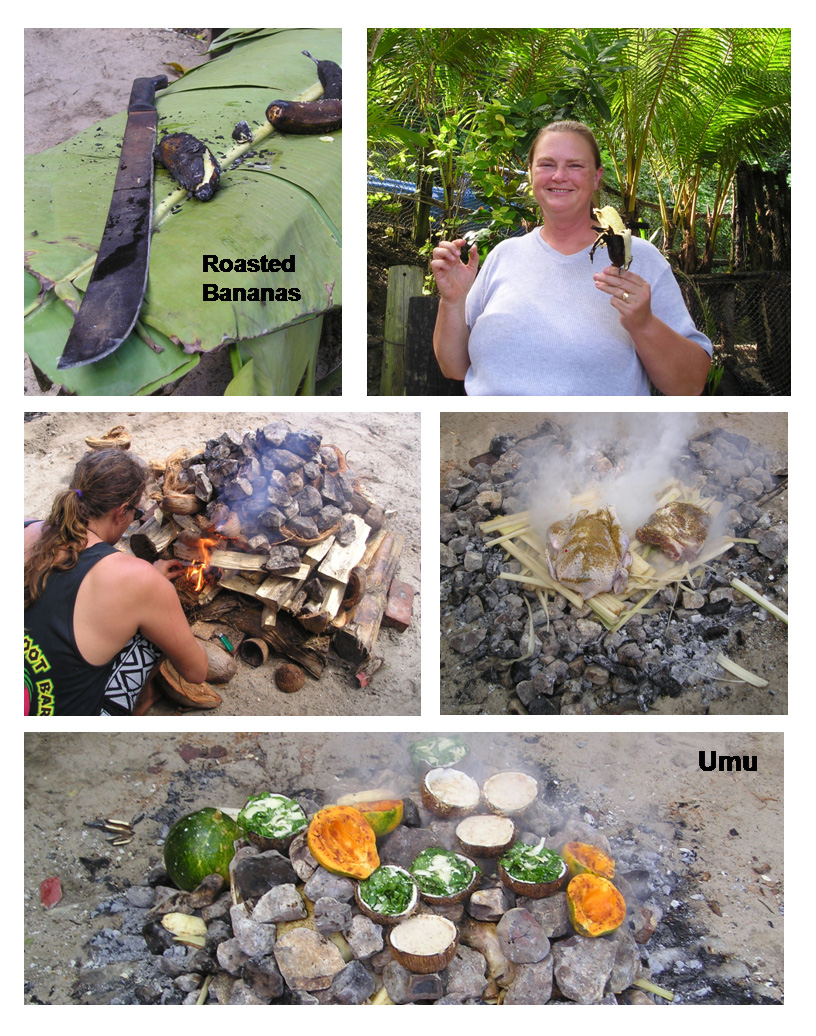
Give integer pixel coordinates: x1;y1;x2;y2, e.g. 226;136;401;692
70;737;779;1005
441;418;787;715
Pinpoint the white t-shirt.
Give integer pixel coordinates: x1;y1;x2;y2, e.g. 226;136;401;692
463;230;712;396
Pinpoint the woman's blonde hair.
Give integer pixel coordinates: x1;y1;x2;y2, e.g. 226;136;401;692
25;449;148;607
527;120;603;216
526;120;602;169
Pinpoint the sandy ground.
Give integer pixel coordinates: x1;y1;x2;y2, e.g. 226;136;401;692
23;731;783;1006
440;411;788;715
24;411;421;716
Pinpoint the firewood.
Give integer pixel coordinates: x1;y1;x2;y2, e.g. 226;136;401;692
130;515;178;562
224;603;329;678
209;549;269;572
333;532;404;665
317;514;370;582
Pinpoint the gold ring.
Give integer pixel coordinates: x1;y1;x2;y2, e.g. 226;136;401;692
622;291;630;301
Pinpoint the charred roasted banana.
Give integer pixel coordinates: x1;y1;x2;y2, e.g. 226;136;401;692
302;50;342;99
154;132;221;201
266;51;342;134
265;98;342;135
590;205;632;270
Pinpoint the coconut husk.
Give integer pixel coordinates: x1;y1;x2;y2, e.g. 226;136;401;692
85;425;131;450
156;661;222;710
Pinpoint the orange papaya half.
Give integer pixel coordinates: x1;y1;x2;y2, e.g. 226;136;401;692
307;805;380;880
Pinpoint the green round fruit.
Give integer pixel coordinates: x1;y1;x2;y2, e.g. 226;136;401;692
163;807;241;891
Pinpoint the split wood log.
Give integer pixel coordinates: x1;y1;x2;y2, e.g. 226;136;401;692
333;531;404;665
317;514;370;582
210;549;272;572
130;515;178;562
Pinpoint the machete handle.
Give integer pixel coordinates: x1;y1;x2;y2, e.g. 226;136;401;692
128;76;169;112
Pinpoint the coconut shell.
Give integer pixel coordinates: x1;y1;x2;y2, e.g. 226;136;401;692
202;641;237;684
275;664;305;692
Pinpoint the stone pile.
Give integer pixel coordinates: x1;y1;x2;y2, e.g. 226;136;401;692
441;421;787;714
96;781;664;1005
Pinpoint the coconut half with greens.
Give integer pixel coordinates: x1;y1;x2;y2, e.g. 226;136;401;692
498;838;569;898
238;793;307;852
410;847;480;905
409;734;470;773
354;865;418;925
482;771;538;816
455;814;516;858
421;767;480;818
388;913;459;973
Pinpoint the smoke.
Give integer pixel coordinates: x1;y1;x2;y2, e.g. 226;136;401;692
525;413;700;540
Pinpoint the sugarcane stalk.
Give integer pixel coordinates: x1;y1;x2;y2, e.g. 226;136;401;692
632;976;675;1001
730;578;788;625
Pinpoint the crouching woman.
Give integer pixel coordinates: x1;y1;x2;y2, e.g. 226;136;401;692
24;449;208;716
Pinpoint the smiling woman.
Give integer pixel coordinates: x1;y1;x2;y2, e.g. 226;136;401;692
431;120;712;396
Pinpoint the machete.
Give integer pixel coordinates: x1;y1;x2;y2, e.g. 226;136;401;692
57;75;168;370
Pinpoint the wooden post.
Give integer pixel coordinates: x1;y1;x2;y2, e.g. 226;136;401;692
380;265;424;395
405;295;467;395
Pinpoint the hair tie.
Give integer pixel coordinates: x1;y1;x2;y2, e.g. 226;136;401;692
75;489;82;498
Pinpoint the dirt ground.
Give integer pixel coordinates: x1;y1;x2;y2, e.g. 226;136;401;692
440;411;788;715
23;731;783;1006
24;411;421;716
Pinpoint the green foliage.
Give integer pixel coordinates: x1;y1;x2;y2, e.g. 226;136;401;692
368;28;790;272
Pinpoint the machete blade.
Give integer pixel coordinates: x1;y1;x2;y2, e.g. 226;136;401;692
57;76;168;370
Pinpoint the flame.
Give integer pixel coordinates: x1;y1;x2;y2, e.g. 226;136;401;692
186;536;219;593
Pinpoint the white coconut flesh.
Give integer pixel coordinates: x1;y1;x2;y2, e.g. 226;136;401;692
390;914;457;956
425;768;480;809
482;771;538;813
456;814;515;849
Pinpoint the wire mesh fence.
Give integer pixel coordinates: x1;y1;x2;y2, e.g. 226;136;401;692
680;272;790;396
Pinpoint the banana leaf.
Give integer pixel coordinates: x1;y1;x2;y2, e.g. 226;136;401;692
24;27;341;395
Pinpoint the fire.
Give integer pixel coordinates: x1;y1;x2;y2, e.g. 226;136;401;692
185;536;219;594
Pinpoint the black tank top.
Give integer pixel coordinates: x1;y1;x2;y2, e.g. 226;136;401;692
25;540;120;715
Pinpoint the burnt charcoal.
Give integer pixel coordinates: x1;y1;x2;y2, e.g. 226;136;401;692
295;485;322;516
143;919;176;955
527;695;560;715
283;429;322;458
490;433;517;456
287;515;319;539
302;460;321;482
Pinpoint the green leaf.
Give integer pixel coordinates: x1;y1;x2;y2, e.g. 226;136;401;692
24;28;341;395
225;316;323;395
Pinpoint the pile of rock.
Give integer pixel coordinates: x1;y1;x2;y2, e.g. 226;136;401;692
131;786;662;1004
441;421;787;714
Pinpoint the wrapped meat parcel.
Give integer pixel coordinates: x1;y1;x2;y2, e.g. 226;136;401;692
636;501;711;561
